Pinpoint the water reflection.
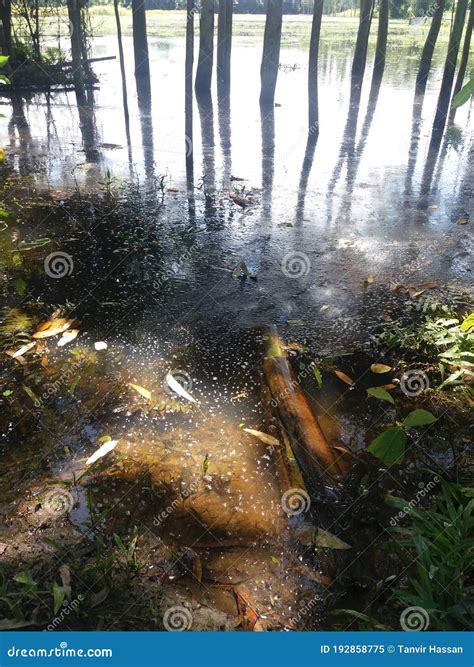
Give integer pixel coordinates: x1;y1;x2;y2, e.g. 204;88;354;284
136;75;155;181
260;102;275;217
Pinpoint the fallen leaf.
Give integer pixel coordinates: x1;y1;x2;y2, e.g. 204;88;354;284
94;341;108;351
314;528;351;550
57;329;79;347
320;304;330;312
334;370;355;386
367;386;395;404
364;275;375;285
33;318;78;339
456;217;469;225
429;204;438;209
167;187;179;193
166;372;197;403
86;440;118;465
128;383;153;402
8;341;36;358
243;428;280;447
370;363;392;374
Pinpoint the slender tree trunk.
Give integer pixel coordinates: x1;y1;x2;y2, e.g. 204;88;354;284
132;0;150;79
0;0;12;55
308;0;323;131
415;0;446;97
195;0;214;94
371;0;388;85
433;0;469;131
114;0;130;127
67;0;86;105
260;0;283;106
351;0;374;88
185;0;194;184
217;0;232;89
451;0;473;104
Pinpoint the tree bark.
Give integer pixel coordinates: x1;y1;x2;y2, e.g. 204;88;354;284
195;0;214;95
308;0;323;132
217;0;232;89
132;0;150;80
415;0;446;98
371;0;388;86
67;0;86;105
260;0;283;106
433;0;469;131
185;0;194;183
351;0;374;88
0;0;12;56
451;0;473;105
114;0;130;126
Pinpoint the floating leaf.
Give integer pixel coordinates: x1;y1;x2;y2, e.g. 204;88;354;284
128;383;152;401
311;366;323;388
314;528;351;550
456;216;469;225
86;439;118;465
402;409;437;428
334;369;355;386
33;318;77;339
270;555;281;566
57;329;79;347
94;341;108;351
364;275;375;285
9;341;36;358
370;363;392;374
367;426;406;465
367;386;395;404
243;428;280;447
166;372;197;403
320;304;330;312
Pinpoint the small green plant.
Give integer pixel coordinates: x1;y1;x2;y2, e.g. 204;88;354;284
386;479;474;630
367;409;437;465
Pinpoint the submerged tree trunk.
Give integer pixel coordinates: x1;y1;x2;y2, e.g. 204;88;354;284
308;0;323;132
351;0;374;88
185;0;194;184
217;0;232;90
432;0;469;131
415;0;446;98
371;0;389;86
132;0;150;80
114;0;130;127
195;0;214;95
260;0;283;106
451;0;473;110
0;0;12;56
67;0;86;105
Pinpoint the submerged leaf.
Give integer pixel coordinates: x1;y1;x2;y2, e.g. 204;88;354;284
86;440;118;465
57;329;79;347
314;528;351;550
334;369;355;386
367;386;395;404
166;372;197;403
243;428;280;447
402;409;437;428
128;383;153;402
370;363;392;374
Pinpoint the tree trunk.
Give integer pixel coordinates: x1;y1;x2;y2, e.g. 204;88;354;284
433;0;469;131
260;0;283;106
308;0;323;132
195;0;214;95
132;0;150;80
217;0;232;89
114;0;130;126
415;0;446;98
0;0;12;56
451;0;473;108
371;0;388;86
67;0;86;105
185;0;194;183
351;0;374;88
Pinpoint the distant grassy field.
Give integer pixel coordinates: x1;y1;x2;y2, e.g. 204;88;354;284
39;8;454;48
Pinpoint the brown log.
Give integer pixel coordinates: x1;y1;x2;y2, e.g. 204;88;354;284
261;327;344;481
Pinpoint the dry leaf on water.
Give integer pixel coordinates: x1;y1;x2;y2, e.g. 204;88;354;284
94;341;108;351
7;341;36;358
242;428;280;447
370;363;392;374
86;440;118;465
166;372;197;403
128;383;153;402
57;329;79;347
334;370;355;386
33;318;79;339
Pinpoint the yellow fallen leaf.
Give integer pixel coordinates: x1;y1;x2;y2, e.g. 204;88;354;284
33;318;77;339
128;383;153;401
456;217;469;225
364;275;375;285
242;428;280;447
370;363;392;374
334;370;355;386
429;204;438;209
